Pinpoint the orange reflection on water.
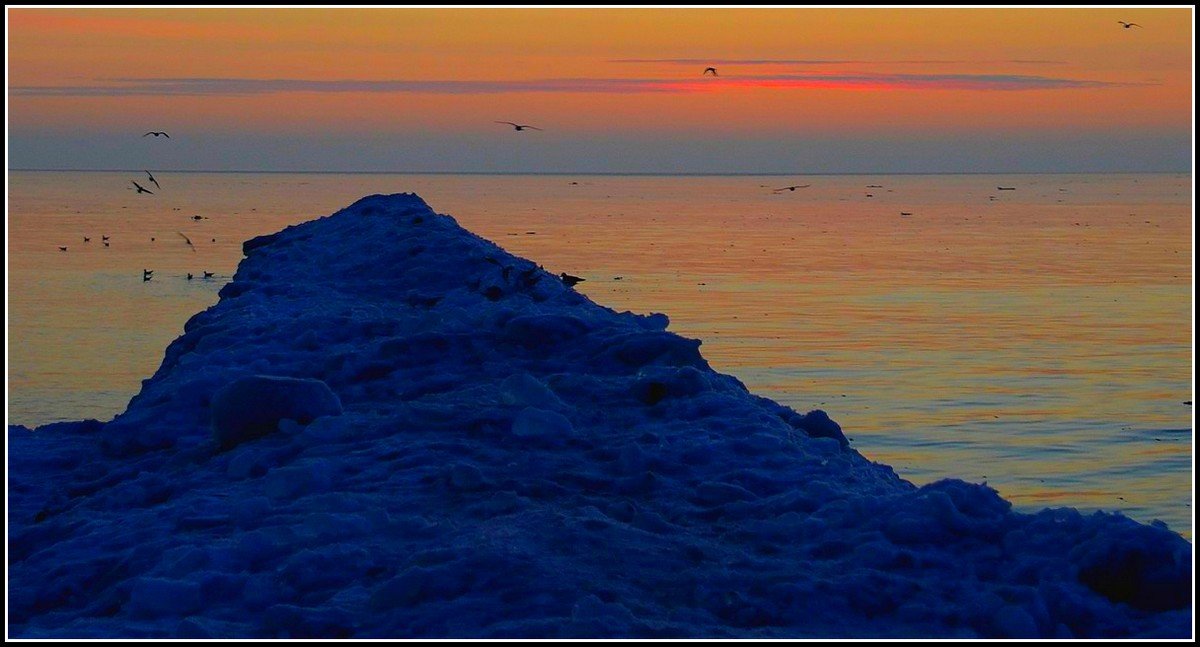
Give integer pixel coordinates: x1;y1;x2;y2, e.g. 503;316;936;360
7;171;1192;537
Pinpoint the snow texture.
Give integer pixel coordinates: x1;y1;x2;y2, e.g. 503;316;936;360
7;193;1192;638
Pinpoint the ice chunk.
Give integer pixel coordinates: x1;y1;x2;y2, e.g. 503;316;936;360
511;407;574;443
499;373;564;409
211;375;342;450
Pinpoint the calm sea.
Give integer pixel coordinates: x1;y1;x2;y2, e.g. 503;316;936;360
6;170;1193;536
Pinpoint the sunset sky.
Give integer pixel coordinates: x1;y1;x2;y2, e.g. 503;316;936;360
7;7;1194;173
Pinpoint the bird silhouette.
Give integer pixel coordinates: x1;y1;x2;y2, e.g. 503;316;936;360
187;273;194;280
1118;21;1141;29
773;185;811;192
703;67;718;76
560;272;585;287
495;121;543;131
143;131;170;138
177;231;196;252
102;235;110;241
83;236;90;242
103;241;110;247
132;180;154;194
58;246;68;252
146;171;160;190
203;271;214;278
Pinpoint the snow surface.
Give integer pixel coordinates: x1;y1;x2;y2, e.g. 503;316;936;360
7;193;1192;638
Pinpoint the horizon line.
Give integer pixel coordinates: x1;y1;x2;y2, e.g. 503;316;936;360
8;168;1191;177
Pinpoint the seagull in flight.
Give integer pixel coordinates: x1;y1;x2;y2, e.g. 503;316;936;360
177;231;196;252
703;67;718;76
143;131;170;138
1118;21;1141;29
146;171;160;190
132;180;154;194
496;121;543;132
773;184;811;192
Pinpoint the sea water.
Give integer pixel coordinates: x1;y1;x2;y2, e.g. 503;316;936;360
6;170;1192;535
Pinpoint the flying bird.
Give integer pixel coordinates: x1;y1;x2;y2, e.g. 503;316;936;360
132;180;154;194
495;121;543;131
177;231;196;252
773;185;811;192
145;171;160;190
1118;21;1141;29
703;67;718;76
143;131;170;138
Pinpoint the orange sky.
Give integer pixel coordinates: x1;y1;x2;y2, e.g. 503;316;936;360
6;7;1194;172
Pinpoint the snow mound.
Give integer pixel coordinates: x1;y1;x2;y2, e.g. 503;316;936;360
7;193;1192;638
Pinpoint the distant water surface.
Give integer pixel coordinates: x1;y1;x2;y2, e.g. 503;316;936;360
7;171;1193;536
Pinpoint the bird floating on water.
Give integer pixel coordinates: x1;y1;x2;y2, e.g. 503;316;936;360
703;67;718;76
495;121;543;132
143;131;170;138
187;273;194;280
997;186;1016;191
132;180;154;195
203;271;215;278
58;246;68;252
145;171;160;190
1118;21;1141;29
773;185;810;192
83;236;90;242
560;272;585;287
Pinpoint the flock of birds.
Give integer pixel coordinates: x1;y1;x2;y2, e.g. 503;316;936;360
58;131;220;283
60;19;1147;288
